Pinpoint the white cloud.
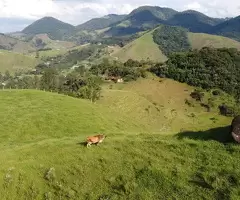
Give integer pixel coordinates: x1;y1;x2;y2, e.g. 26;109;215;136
185;2;202;10
0;0;239;32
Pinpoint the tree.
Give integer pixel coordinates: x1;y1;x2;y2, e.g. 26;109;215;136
4;70;11;81
40;68;58;91
35;51;40;58
77;75;101;103
33;75;40;89
0;72;3;83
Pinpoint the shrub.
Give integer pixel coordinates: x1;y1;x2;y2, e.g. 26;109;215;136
212;90;221;96
218;104;236;117
190;90;204;102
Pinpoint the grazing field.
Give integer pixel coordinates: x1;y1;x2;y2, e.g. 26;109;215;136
0;78;239;200
99;78;232;132
0;50;38;73
112;30;167;62
188;32;240;50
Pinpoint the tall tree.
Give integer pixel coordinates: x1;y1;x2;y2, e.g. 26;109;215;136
40;68;58;91
78;75;101;103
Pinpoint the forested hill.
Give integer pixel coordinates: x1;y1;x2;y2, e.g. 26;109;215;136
150;47;240;99
22;17;76;40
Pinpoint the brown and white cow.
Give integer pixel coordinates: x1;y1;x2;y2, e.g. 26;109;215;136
86;134;106;148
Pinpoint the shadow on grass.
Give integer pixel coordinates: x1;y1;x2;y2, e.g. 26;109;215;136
176;125;236;144
76;142;87;146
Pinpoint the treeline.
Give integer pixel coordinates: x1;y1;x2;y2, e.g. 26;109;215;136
150;47;240;99
153;25;191;56
0;59;147;102
0;68;101;102
90;59;147;81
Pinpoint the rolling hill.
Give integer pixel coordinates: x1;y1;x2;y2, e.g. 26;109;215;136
105;6;177;36
0;79;239;199
128;6;178;21
22;17;76;40
0;34;35;53
111;30;167;62
167;10;224;33
110;25;240;62
0;50;38;73
188;32;240;50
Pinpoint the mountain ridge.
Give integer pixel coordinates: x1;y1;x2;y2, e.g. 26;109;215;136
3;6;240;44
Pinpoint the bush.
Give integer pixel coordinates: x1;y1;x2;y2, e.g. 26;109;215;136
218;104;236;117
190;90;204;102
212;90;221;96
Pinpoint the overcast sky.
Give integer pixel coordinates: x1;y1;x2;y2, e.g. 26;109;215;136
0;0;240;33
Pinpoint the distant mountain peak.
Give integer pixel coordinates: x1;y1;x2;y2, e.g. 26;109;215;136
22;16;75;40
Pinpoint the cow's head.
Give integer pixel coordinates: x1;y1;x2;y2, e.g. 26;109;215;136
232;132;240;143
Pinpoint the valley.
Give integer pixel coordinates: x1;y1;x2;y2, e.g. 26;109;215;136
0;4;240;200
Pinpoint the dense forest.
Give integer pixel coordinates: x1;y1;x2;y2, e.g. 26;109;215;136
153;25;191;56
150;47;240;100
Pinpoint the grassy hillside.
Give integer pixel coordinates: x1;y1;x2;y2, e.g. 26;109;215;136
0;50;38;73
0;81;239;199
0;34;35;53
189;32;240;50
100;78;232;132
150;25;240;60
32;34;76;50
112;30;167;62
111;25;240;63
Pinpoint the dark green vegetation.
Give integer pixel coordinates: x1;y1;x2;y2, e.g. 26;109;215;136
150;47;240;101
153;26;191;56
210;16;240;42
90;59;147;81
104;6;177;36
22;17;76;40
167;10;224;33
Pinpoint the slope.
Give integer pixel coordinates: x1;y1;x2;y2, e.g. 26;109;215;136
188;32;240;50
104;6;224;37
0;82;239;199
112;30;167;62
105;6;177;36
0;50;38;73
167;10;224;33
76;14;126;31
0;34;35;53
99;78;232;132
210;16;240;41
22;17;76;40
151;25;240;59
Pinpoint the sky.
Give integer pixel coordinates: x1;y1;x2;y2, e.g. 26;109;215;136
0;0;239;33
